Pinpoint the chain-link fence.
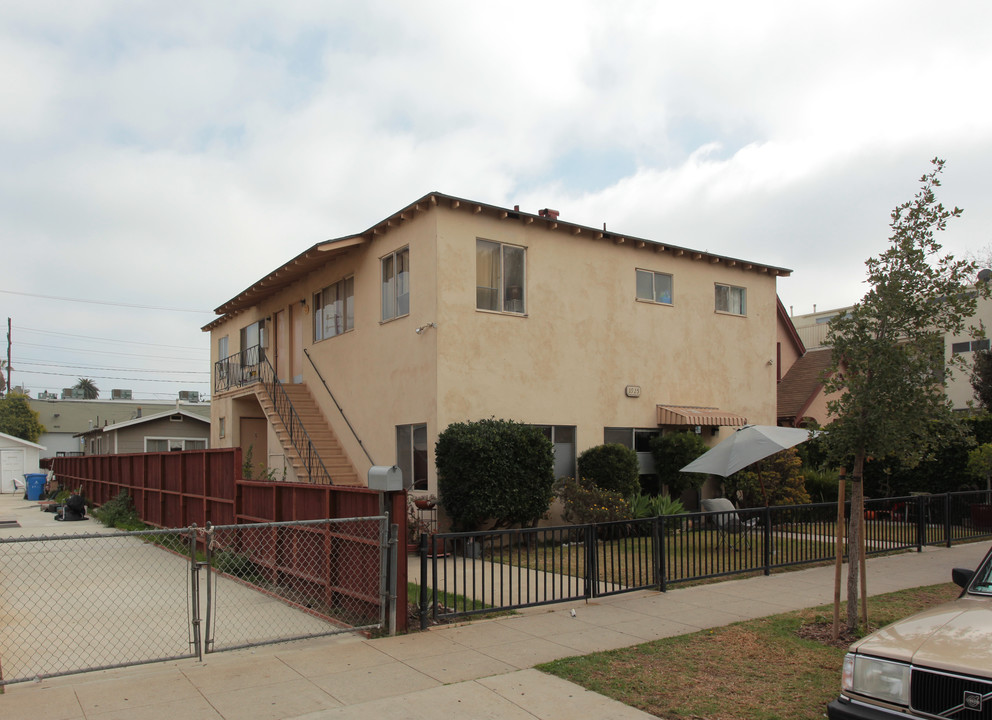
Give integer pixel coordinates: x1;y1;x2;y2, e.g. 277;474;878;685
0;527;199;685
0;517;389;686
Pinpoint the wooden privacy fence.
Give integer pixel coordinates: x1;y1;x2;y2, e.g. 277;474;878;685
51;449;408;632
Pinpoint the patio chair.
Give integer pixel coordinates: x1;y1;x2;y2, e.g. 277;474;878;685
701;498;758;550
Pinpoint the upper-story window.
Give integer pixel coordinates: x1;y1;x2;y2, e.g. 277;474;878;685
381;247;410;322
715;283;747;316
477;238;526;314
636;269;673;305
952;339;991;354
314;276;354;341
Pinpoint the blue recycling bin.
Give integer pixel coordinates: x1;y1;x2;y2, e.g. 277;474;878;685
24;473;47;501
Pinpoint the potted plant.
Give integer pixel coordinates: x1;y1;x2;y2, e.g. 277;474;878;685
413;494;437;510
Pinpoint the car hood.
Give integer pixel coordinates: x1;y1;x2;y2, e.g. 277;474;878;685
851;597;992;674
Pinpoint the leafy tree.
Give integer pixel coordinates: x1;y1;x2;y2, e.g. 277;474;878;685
0;392;45;442
822;158;987;633
649;432;709;498
967;443;992;492
436;418;555;531
971;349;992;411
576;444;640;497
74;378;99;399
722;448;810;508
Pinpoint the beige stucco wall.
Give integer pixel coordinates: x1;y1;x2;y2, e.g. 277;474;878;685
207;203;783;495
433;207;779;451
945;293;992;410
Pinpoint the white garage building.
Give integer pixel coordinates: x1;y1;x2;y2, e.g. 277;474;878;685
0;432;46;494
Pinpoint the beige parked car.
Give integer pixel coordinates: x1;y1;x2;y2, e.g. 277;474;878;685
828;545;992;719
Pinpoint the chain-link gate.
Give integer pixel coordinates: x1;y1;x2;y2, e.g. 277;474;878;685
0;516;390;686
201;517;389;653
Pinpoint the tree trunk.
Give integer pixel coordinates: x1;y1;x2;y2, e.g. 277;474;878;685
847;451;866;632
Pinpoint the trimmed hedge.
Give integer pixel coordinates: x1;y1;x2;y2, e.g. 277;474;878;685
436;418;555;531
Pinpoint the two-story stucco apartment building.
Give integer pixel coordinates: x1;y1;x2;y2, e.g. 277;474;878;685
203;192;791;500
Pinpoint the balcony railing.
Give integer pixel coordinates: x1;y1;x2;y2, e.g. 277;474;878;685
214;346;263;394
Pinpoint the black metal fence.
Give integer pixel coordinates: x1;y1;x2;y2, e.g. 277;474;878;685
419;489;992;626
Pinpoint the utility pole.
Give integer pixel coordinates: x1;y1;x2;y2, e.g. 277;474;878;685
5;317;10;394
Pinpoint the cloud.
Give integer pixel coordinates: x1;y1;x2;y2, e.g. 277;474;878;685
2;0;991;397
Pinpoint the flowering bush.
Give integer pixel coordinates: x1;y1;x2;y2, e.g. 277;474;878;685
555;477;632;525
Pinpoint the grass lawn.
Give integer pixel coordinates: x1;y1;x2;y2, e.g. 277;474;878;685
538;582;961;720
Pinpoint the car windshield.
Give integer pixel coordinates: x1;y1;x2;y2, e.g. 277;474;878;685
971;552;992;594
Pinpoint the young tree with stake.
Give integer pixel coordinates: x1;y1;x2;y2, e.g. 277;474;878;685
823;158;987;634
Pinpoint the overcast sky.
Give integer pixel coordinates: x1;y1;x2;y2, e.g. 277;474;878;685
2;1;991;402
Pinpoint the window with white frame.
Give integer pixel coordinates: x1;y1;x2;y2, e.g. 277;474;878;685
314;276;354;341
636;269;673;305
396;423;428;490
952;339;990;354
381;248;410;322
715;284;747;316
477;238;526;314
145;438;208;452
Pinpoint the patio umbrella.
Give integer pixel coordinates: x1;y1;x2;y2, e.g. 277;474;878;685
679;424;818;505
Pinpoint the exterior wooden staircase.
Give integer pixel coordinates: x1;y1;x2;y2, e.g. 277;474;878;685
256;383;363;487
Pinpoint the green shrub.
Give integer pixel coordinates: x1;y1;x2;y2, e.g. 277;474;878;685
649;431;709;497
93;490;147;530
723;448;811;507
629;492;686;519
576;444;639;497
555;477;631;525
436;418;555;531
804;466;847;503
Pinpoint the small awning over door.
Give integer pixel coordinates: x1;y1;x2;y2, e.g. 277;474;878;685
656;405;748;427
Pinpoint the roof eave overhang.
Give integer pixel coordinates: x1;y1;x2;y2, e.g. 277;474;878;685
202;191;794;332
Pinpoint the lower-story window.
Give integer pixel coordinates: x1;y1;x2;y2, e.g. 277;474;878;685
146;438;208;452
397;423;428;490
533;425;576;479
604;427;660;478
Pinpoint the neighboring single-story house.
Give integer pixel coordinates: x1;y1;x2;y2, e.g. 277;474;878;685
28;398;211;457
75;408;211;455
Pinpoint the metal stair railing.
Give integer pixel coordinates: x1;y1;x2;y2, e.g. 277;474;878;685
255;351;334;485
304;348;376;466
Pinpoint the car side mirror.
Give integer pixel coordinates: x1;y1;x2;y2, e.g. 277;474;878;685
952;567;975;590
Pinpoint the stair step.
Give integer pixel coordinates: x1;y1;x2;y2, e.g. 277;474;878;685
255;382;361;487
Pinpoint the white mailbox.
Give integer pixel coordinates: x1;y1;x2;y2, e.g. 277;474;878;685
368;465;403;492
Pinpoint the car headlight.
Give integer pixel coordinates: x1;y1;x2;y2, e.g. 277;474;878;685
842;653;911;705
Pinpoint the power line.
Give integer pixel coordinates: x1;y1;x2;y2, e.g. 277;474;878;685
18;369;209;384
15;341;206;361
15;326;208;351
16;359;209;375
1;289;213;313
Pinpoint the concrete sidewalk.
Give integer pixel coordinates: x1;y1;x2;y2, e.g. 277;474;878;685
2;494;989;720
